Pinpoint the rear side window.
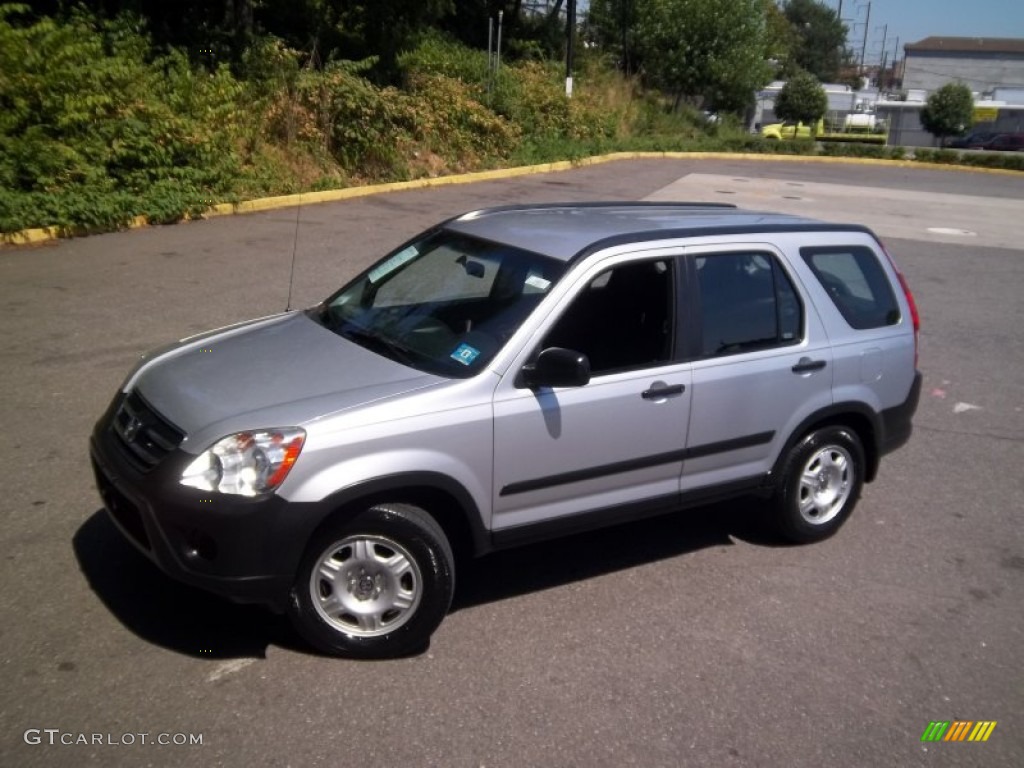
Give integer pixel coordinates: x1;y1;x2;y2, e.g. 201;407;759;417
694;252;803;357
801;246;900;329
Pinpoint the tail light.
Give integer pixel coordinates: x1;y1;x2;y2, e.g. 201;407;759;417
881;242;920;368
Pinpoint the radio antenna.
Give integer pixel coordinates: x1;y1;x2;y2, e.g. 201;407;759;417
286;40;321;313
285;192;300;312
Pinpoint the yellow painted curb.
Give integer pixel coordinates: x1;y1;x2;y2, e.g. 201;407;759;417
203;159;583;218
1;215;149;247
2;154;1018;247
3;226;64;246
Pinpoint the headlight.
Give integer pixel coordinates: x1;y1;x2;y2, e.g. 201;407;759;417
181;428;306;496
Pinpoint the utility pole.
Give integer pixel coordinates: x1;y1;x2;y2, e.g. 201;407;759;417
876;23;887;87
621;0;630;76
859;1;872;77
487;11;503;96
565;0;576;97
891;35;900;88
497;10;503;74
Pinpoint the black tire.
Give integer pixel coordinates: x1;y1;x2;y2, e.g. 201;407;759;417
288;503;454;658
771;426;865;543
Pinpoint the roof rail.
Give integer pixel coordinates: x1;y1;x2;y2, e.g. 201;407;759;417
455;201;738;221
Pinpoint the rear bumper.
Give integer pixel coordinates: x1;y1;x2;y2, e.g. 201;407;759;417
879;370;922;456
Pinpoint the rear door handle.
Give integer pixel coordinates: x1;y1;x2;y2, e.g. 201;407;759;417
792;357;827;374
641;384;686;399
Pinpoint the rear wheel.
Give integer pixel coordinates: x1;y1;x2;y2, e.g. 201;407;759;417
772;427;864;543
288;503;454;658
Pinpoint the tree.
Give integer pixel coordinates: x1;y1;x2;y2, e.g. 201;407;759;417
773;70;827;136
586;0;642;75
631;0;774;113
920;82;974;147
762;0;797;75
40;1;454;75
782;0;846;82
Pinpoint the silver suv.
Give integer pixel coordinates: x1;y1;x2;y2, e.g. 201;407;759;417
90;203;921;657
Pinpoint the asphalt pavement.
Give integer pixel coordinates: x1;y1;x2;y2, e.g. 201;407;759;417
1;158;1022;767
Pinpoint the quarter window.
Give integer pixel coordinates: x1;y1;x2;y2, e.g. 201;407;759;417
695;252;803;357
801;245;900;329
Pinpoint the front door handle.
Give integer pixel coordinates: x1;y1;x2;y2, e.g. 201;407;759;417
792;357;827;374
641;384;686;400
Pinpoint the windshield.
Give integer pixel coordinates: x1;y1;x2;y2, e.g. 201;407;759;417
316;230;566;378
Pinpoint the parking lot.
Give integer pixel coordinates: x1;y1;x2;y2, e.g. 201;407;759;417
1;158;1022;767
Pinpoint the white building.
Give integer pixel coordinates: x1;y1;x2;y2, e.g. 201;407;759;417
903;37;1024;95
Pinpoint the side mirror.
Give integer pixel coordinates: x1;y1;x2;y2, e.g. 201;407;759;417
519;347;590;389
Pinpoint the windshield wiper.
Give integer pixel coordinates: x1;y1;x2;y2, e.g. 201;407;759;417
340;325;418;366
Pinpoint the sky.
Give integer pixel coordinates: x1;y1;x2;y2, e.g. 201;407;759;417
824;0;1024;65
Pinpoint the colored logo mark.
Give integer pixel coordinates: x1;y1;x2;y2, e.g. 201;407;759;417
921;721;997;742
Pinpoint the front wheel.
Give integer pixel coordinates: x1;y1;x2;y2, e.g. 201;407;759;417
288;503;454;658
771;427;865;543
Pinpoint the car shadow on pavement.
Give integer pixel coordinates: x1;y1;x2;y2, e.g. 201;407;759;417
73;510;303;660
75;498;784;659
452;496;784;611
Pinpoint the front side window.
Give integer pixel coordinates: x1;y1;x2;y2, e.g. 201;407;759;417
541;259;675;375
318;231;566;377
695;252;803;357
800;245;900;329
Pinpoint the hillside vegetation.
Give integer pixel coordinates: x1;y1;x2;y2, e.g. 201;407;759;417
1;8;728;233
1;5;1019;236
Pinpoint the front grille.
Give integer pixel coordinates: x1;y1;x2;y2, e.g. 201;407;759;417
111;391;184;471
93;460;151;551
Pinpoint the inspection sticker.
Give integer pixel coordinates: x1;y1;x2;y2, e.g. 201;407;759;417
368;246;418;283
525;274;551;291
450;343;481;366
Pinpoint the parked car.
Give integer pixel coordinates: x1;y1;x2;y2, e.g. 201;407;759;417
91;203;921;657
948;131;999;149
761;117;886;142
761;120;818;139
979;133;1024;151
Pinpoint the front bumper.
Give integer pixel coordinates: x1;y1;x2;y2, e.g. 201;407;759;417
89;394;322;612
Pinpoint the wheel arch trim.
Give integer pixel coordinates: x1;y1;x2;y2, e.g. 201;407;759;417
767;403;882;486
308;472;491;557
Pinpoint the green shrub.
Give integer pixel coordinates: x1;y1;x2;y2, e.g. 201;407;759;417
915;148;960;165
908;148;1021;171
0;7;245;230
819;142;890;159
955;151;1024;171
628;97;705;138
398;32;491;88
403;73;521;168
